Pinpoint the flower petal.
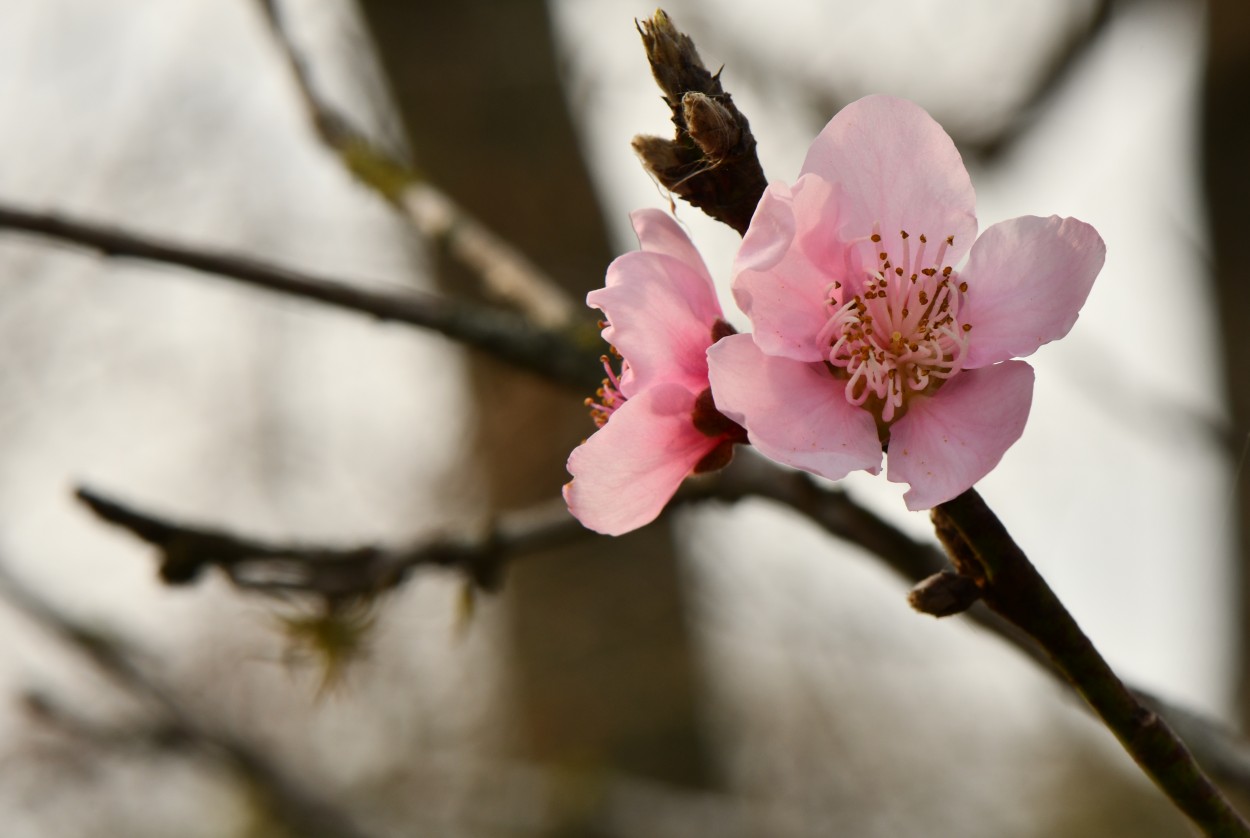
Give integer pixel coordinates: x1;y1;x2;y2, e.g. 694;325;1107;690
592;216;724;394
886;361;1034;510
960;215;1106;369
564;384;714;536
628;208;707;271
733;176;843;362
800;95;977;266
708;334;882;480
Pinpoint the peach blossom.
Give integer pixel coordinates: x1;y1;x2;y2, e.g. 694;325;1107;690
709;96;1105;509
564;209;742;534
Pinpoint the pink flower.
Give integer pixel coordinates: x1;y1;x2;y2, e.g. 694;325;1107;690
708;95;1105;510
564;209;743;535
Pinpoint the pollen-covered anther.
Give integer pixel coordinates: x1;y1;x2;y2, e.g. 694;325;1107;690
586;353;628;428
822;228;971;424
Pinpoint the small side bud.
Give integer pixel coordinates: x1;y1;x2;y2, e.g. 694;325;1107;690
683;92;739;160
908;570;982;617
631;134;685;182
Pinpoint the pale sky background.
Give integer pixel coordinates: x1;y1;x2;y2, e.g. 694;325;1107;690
0;0;1226;835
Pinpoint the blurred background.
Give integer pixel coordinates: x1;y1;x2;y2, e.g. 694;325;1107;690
0;0;1242;835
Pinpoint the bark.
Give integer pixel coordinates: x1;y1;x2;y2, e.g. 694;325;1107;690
1203;0;1250;731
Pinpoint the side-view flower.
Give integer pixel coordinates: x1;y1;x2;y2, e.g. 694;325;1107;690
708;94;1105;509
564;209;744;535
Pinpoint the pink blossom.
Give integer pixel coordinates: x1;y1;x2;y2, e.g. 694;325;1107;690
564;209;743;535
708;95;1105;509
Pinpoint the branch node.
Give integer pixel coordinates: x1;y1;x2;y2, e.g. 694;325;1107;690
908;570;982;617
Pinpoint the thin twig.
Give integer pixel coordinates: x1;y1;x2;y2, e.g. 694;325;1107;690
75;485;581;596
254;0;576;327
0;565;378;838
933;489;1250;837
0;203;603;392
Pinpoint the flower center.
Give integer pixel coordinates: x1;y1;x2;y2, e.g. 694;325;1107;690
819;228;970;425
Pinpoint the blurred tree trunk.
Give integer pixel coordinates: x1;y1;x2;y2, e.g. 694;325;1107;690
355;0;717;819
1202;0;1250;731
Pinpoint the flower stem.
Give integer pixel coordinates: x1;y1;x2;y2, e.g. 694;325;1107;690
933;489;1249;837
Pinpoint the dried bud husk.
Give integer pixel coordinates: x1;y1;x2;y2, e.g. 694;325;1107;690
637;9;706;106
633;9;768;235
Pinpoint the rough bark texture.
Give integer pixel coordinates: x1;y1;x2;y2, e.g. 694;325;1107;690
354;0;716;810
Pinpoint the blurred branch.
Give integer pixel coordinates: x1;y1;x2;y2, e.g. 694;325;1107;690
964;0;1115;161
669;0;1114;164
75;454;1250;802
0;566;378;838
632;10;768;235
0;203;603;392
75;485;581;595
76;454;943;604
253;0;576;327
932;490;1250;836
20;689;201;757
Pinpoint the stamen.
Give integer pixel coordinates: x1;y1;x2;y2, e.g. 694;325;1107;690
585;353;629;428
822;225;972;427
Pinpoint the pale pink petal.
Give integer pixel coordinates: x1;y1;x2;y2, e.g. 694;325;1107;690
960;216;1106;369
886;361;1034;510
628;208;708;276
800;95;977;266
564;384;714;536
708;334;882;479
733;176;842;362
592;244;722;395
